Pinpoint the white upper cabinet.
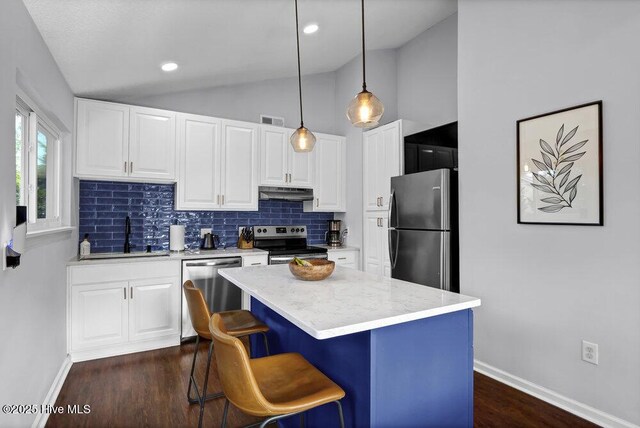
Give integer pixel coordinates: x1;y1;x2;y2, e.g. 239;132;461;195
128;106;177;181
175;114;221;210
220;120;259;210
75;99;177;182
303;133;346;212
259;125;314;188
76;99;129;178
363;120;403;211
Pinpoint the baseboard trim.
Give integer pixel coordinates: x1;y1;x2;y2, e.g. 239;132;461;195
70;335;180;363
474;360;638;428
32;355;73;428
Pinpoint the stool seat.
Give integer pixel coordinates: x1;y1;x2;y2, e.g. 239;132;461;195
216;310;269;339
249;352;345;416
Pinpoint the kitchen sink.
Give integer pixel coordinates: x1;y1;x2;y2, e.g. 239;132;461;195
79;251;170;260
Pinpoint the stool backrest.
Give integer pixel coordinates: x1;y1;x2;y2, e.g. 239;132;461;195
183;280;212;338
209;313;270;414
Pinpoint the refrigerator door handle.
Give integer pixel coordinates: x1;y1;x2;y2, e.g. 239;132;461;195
440;233;450;291
388;229;399;269
388;189;396;228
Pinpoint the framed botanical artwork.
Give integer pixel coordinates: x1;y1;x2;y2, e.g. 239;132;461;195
517;101;603;225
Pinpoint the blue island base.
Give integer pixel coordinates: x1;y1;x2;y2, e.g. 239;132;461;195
250;299;474;428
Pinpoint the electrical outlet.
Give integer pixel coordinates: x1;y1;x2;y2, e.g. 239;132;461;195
582;340;599;365
200;228;212;238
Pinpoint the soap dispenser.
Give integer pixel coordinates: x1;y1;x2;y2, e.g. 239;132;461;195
80;234;91;257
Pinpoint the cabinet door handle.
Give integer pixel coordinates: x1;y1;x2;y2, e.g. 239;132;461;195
221;195;225;205
130;162;133;173
123;287;127;300
130;286;133;299
316;198;319;207
124;162;127;173
251;262;262;266
338;257;347;260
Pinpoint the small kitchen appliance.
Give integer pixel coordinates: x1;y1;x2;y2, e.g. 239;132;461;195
200;233;219;250
326;220;343;247
253;225;327;265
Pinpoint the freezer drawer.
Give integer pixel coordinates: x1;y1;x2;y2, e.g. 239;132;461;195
389;229;450;291
389;169;450;230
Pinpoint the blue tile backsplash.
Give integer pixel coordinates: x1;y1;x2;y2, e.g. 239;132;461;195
79;180;334;253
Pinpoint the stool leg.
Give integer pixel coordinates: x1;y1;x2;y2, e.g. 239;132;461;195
260;332;270;356
221;399;229;428
187;335;201;404
335;400;345;428
198;341;214;428
299;412;304;428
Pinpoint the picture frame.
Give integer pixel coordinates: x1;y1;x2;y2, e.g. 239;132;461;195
517;101;603;225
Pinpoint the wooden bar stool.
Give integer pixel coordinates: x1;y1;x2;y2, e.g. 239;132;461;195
209;313;346;428
182;281;270;428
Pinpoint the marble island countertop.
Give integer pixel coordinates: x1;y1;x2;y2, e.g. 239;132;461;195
219;264;481;339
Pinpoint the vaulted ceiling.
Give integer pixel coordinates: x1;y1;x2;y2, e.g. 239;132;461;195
22;0;457;99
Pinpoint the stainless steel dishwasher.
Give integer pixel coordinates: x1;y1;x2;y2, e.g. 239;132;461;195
181;257;242;340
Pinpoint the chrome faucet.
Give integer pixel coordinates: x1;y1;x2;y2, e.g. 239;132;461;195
124;215;131;253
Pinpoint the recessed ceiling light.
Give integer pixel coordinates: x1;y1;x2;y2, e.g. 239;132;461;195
303;23;319;34
161;62;178;72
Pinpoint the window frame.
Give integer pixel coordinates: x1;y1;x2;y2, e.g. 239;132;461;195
16;93;62;232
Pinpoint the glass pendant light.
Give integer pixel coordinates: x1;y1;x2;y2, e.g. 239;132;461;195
290;0;316;153
346;0;384;128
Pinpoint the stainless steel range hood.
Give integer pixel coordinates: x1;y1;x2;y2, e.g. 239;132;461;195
258;186;314;201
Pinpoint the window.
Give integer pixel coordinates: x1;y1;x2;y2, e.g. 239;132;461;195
15;96;61;231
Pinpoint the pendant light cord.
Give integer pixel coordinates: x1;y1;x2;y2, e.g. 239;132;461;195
361;0;366;91
295;0;304;127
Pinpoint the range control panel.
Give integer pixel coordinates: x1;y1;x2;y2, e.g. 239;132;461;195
253;225;307;239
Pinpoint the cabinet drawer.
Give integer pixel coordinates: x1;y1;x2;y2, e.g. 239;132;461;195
328;251;357;265
242;255;268;267
70;260;180;285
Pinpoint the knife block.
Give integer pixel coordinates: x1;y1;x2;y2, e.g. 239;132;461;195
237;236;253;249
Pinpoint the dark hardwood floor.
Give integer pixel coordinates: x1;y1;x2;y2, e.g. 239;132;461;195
48;342;599;428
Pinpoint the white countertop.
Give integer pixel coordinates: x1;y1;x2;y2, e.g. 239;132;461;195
219;264;481;340
67;247;268;266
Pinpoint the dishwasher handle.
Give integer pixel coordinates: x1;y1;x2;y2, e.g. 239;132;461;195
185;260;242;267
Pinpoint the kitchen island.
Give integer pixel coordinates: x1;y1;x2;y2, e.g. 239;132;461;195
219;265;481;428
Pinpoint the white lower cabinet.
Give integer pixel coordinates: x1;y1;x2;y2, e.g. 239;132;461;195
128;278;181;342
68;261;181;362
327;249;360;270
71;281;129;351
363;213;390;277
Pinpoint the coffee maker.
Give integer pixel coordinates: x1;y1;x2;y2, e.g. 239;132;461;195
326;220;343;247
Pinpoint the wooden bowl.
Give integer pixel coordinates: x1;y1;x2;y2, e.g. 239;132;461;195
288;259;335;281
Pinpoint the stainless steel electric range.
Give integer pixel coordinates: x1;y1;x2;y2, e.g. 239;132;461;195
252;225;328;265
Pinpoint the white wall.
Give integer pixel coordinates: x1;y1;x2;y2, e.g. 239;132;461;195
458;0;640;424
120;72;338;134
0;1;76;426
397;13;457;127
334;49;398;250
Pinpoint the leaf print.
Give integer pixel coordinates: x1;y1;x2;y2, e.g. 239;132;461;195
531;183;556;194
556;124;564;145
541;197;564;204
563;174;582;194
532;159;550;174
559;170;571;188
542;152;553;169
539;205;565;213
556;162;574;177
562;140;588;156
559;125;579;148
569;187;577;203
560;152;586;163
539;139;555;157
533;173;552;186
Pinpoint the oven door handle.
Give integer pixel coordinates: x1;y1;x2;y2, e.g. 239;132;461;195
270;254;327;263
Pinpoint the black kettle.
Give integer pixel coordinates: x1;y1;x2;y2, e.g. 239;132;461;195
201;233;219;250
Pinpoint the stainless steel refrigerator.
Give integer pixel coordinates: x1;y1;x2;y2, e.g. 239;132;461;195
388;168;458;292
